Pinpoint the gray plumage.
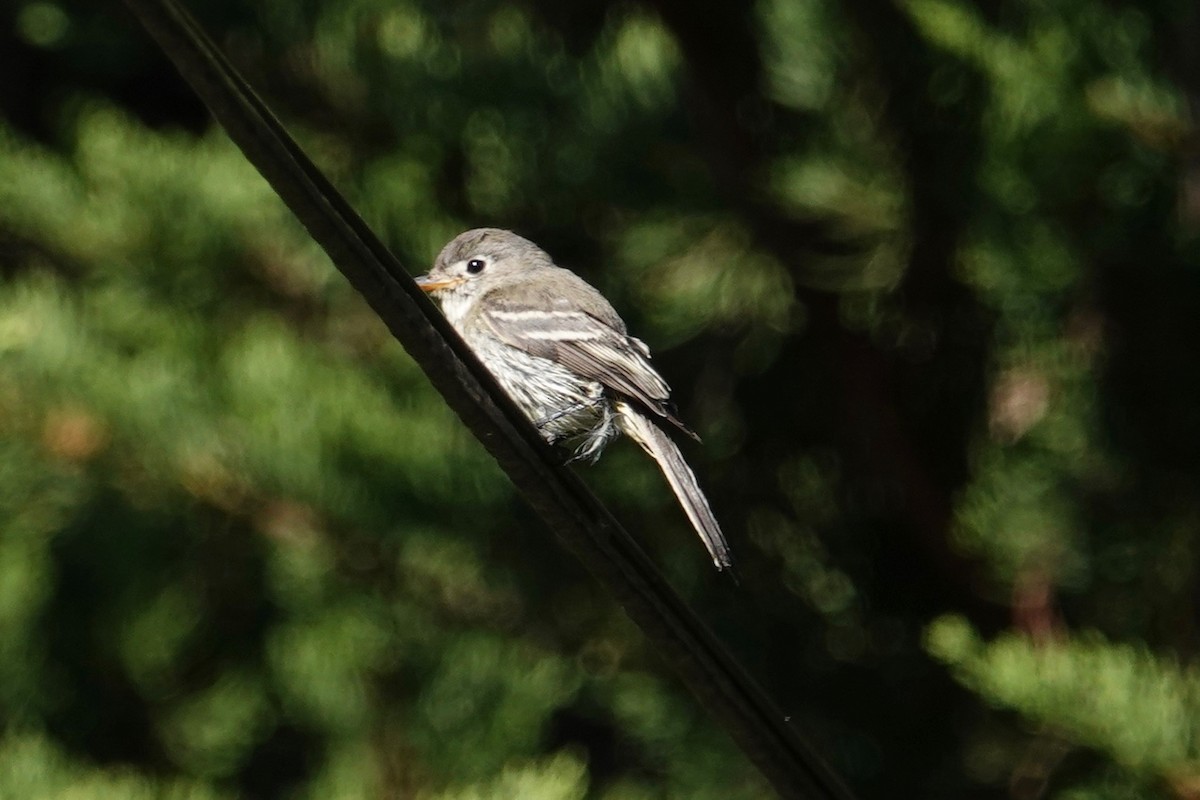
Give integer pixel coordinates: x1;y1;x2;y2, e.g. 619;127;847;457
417;228;733;570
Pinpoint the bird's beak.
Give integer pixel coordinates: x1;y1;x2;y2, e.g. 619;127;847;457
414;274;465;293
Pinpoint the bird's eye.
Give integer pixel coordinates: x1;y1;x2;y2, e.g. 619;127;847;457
466;258;486;274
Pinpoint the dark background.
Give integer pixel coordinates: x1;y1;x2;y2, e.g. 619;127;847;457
1;0;1198;797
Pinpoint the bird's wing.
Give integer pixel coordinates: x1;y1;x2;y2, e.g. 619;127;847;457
480;298;699;440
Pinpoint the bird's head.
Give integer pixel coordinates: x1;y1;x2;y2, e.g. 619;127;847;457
416;228;552;309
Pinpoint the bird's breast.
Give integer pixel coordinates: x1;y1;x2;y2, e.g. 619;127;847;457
468;335;616;451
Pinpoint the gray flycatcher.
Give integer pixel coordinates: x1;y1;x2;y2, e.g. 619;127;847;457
416;228;733;570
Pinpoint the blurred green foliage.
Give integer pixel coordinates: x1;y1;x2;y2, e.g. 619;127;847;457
929;617;1200;775
2;0;1199;797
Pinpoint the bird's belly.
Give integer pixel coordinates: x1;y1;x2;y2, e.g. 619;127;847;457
477;341;616;455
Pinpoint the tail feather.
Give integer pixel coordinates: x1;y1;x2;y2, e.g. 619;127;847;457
617;403;733;570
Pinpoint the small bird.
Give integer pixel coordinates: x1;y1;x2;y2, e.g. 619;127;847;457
416;228;733;570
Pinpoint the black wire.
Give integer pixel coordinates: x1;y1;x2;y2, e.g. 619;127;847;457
115;1;860;797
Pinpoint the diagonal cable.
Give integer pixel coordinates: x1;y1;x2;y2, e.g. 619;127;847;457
115;1;859;797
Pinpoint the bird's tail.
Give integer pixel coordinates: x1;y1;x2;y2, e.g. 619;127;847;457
617;403;733;570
